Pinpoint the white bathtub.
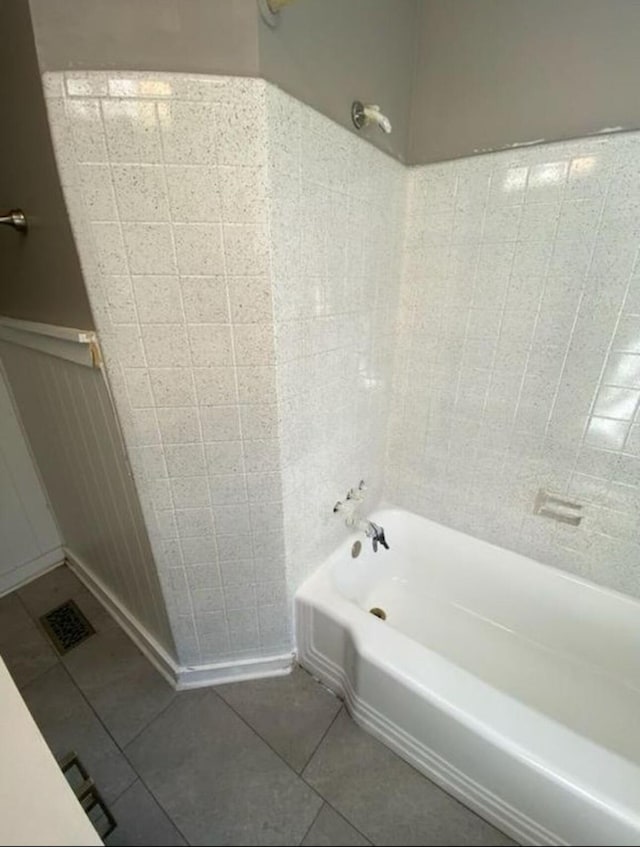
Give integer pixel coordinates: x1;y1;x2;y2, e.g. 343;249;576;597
295;508;640;846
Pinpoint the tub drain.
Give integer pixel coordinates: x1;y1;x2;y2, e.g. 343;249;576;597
369;607;387;620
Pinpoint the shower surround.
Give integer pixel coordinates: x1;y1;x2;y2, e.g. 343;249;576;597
43;71;404;681
267;88;405;590
43;70;640;679
389;134;640;599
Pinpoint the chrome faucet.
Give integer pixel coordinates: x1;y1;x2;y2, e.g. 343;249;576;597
362;520;389;553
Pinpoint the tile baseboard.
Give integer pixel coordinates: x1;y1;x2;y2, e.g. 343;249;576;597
175;653;293;691
65;547;293;690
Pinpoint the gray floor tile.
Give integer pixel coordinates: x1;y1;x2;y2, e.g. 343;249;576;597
0;592;58;688
0;591;31;631
216;665;341;772
105;779;187;846
302;803;371;846
21;663;137;804
17;563;89;615
18;564;117;634
303;710;516;847
126;689;323;846
63;625;176;748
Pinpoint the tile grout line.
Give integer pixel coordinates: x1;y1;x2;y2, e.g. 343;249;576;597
21;582;484;847
57;657;192;844
296;800;324;846
212;664;343;775
13;591;62;683
116;690;216;846
14;569;190;840
20;609;363;847
297;707;377;843
56;662;137;807
18;658;63;693
212;684;311;775
111;769;192;846
119;679;361;847
118;686;180;751
119;740;193;846
20;582;180;831
298;791;374;847
295;704;377;845
125;683;311;845
299;700;511;846
216;691;374;847
151;93;205;666
298;696;344;774
22;662;134;816
317;800;374;846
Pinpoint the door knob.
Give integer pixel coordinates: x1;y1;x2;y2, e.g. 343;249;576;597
0;209;28;233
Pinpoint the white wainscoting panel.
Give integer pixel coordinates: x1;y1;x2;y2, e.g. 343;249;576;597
0;340;176;654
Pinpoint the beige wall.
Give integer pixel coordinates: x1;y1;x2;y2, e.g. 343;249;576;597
29;0;259;76
0;0;93;328
1;0;176;658
410;0;640;163
29;0;417;162
26;0;640;167
258;0;418;162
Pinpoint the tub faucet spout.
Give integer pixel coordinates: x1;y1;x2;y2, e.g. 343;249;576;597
364;521;389;553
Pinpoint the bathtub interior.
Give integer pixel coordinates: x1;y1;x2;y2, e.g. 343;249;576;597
322;509;640;767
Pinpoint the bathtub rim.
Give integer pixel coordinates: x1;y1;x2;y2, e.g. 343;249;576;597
323;505;640;692
328;505;640;619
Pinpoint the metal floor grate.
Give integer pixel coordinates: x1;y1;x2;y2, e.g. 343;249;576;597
40;599;95;654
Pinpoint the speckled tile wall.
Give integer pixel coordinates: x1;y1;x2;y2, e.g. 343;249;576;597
44;72;289;666
44;69;640;671
266;86;405;592
44;71;406;669
388;135;640;598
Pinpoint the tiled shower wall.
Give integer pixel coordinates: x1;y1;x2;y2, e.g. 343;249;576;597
45;72;289;665
44;71;405;667
44;69;640;670
388;134;640;598
267;87;405;590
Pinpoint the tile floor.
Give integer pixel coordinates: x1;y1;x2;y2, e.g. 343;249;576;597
0;565;517;846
